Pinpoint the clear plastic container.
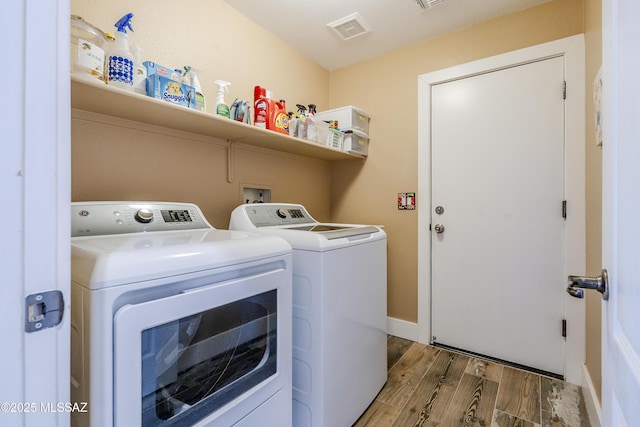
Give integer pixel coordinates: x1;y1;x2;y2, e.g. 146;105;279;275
326;129;344;149
70;15;108;81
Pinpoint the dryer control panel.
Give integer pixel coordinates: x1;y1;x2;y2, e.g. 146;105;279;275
71;202;212;237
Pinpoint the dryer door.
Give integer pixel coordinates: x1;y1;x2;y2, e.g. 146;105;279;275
113;268;290;427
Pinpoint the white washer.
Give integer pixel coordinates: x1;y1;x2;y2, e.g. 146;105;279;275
229;203;387;427
70;201;293;427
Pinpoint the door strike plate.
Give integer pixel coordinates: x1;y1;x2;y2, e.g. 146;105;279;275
25;290;65;333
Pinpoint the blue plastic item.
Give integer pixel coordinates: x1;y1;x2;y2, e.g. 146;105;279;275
114;13;134;34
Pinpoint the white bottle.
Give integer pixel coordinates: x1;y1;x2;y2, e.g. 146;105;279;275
107;13;135;91
184;66;206;112
131;44;147;95
103;32;116;85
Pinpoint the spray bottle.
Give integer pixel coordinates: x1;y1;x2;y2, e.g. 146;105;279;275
288;112;296;137
304;103;318;141
292;104;307;138
184;66;206;112
230;99;250;123
214;80;231;118
108;13;135;91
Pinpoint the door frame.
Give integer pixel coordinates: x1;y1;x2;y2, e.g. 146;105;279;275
1;0;71;425
417;35;585;385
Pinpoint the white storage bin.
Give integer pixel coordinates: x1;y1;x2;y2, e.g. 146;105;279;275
342;129;369;156
314;106;370;134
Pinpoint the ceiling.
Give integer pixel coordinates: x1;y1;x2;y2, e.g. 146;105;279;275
223;0;551;71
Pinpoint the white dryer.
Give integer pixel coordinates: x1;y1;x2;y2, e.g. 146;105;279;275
70;201;293;427
229;203;387;427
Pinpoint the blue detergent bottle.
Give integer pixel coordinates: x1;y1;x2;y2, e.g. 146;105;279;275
108;13;135;91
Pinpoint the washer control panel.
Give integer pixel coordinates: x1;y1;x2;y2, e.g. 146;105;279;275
71;202;212;237
244;204;314;227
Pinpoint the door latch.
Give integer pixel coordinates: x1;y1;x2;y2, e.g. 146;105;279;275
567;269;609;301
25;290;65;332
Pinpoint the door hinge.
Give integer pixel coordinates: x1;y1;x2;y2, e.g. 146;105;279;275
563;81;567;99
562;319;567;338
562;200;567;219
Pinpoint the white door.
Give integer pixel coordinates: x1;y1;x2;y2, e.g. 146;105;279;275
0;0;71;426
600;0;640;423
430;57;566;375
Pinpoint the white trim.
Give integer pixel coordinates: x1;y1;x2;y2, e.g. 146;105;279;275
582;364;602;427
1;0;71;424
387;317;418;342
417;35;586;385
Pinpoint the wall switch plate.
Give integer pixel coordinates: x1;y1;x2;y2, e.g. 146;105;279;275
398;192;416;210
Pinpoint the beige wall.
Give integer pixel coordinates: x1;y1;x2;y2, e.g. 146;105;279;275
584;0;603;403
71;0;330;114
330;0;585;322
72;113;333;227
70;0;334;224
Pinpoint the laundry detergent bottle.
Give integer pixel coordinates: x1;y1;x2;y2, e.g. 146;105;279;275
253;86;289;135
272;99;289;135
254;86;268;128
108;13;135;91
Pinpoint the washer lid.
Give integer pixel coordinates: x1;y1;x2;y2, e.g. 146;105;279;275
71;229;292;290
229;203;386;251
286;225;381;240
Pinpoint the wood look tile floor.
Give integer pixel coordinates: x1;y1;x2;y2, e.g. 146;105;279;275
354;336;590;427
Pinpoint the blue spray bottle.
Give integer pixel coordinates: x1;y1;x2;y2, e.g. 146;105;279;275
108;13;135;91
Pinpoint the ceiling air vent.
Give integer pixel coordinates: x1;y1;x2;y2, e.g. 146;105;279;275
416;0;446;9
327;13;372;41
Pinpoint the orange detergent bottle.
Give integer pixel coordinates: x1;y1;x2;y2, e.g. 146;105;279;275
254;86;289;135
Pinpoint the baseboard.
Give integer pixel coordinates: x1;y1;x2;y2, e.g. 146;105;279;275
387;317;418;342
582;364;602;427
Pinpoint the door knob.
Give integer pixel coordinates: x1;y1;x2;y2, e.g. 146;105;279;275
434;224;445;234
567;269;609;300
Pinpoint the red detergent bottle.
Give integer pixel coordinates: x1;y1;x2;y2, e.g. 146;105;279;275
254;86;289;135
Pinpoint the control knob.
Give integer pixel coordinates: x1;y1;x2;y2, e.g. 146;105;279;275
276;208;287;219
134;208;154;223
